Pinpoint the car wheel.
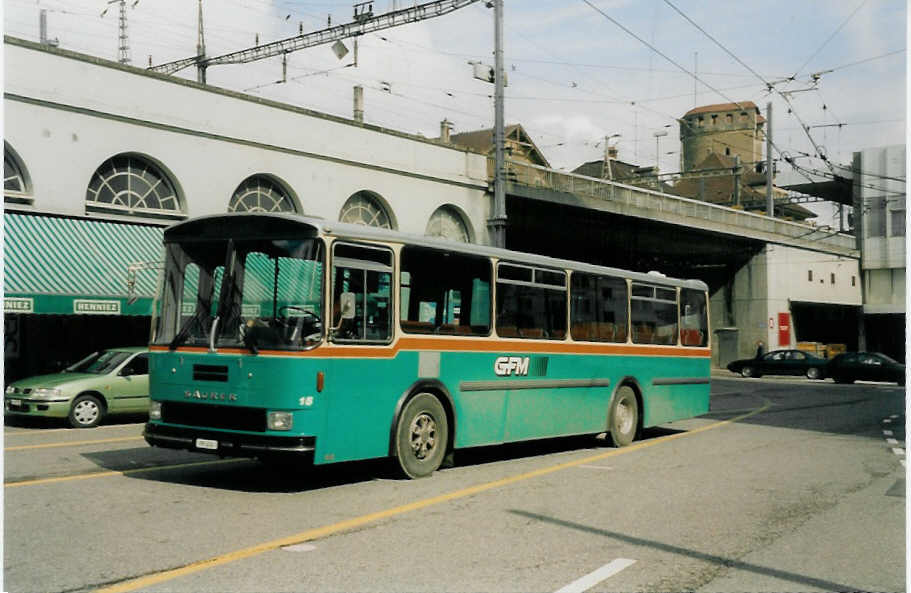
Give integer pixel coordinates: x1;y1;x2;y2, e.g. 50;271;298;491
608;385;639;447
806;367;822;380
394;393;448;479
68;394;104;428
741;366;756;378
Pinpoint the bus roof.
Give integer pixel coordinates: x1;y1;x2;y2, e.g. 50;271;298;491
164;212;709;291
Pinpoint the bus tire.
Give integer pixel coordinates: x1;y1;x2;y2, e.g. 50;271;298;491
394;392;448;479
608;385;638;447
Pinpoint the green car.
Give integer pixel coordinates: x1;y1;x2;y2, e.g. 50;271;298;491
5;347;149;428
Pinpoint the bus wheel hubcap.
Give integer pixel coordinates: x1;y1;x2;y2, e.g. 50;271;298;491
409;413;436;459
617;400;633;434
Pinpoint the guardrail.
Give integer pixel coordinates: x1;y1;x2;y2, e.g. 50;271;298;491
494;158;857;254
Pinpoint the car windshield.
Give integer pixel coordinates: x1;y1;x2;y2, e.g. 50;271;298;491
66;351;131;374
151;236;324;352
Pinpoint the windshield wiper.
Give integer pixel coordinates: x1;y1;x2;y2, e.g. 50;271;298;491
169;305;207;351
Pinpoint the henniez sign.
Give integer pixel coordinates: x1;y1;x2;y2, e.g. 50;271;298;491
4;298;34;314
73;299;122;315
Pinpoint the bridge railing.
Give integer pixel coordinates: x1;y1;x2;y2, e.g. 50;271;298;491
494;159;857;253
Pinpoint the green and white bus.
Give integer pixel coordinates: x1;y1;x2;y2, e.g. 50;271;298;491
145;213;710;478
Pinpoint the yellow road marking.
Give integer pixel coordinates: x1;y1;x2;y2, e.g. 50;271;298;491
5;458;246;488
96;402;770;593
6;436;143;451
3;423;145;437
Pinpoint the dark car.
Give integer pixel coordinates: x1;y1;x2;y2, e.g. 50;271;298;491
826;352;905;385
727;349;828;380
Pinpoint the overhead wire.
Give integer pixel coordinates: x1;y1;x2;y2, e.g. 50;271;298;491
792;0;870;78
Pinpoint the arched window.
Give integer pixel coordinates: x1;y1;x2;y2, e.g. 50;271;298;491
339;191;394;229
86;154;182;219
426;205;471;243
4;142;31;204
229;175;298;213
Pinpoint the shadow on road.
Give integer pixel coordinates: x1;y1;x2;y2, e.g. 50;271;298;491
509;509;872;593
708;378;905;439
87;427;686;493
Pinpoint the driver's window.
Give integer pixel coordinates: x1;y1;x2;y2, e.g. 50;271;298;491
331;243;393;344
767;352;785;361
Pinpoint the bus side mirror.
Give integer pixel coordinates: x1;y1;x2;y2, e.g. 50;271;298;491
340;292;355;320
331;292;356;333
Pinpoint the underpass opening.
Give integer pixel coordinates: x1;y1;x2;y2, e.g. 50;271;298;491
790;302;861;354
503;195;763;293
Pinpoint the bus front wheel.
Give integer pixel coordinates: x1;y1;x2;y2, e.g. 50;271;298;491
394;393;449;479
608;386;639;447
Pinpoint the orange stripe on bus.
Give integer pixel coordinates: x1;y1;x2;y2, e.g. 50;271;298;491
152;339;710;359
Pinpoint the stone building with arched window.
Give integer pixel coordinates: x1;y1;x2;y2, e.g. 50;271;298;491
3;36;491;381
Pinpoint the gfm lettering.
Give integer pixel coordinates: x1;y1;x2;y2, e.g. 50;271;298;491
494;356;529;376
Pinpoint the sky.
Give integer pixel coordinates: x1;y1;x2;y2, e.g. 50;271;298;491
4;0;907;225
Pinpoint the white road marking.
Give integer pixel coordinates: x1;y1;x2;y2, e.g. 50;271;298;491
554;558;636;593
884;430;894;436
281;543;316;553
891;448;904;456
887;438;899;445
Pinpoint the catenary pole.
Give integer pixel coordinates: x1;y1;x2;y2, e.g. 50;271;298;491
766;102;773;217
489;0;507;248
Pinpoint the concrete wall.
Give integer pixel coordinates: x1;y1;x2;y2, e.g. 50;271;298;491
857;145;906;315
711;244;862;363
4;38;491;240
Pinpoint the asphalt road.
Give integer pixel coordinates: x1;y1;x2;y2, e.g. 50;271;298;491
3;376;906;593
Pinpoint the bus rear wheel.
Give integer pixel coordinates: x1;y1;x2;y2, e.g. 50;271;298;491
394;393;448;479
608;385;639;447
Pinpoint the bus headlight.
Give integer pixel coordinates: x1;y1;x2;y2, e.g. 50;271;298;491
149;401;162;420
267;411;293;431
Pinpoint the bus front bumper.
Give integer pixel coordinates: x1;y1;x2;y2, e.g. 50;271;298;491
143;422;315;456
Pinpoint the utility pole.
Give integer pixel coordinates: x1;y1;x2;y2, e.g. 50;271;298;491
39;10;59;47
766;102;774;217
488;0;506;248
101;0;137;65
733;154;741;207
693;51;698;107
196;0;206;83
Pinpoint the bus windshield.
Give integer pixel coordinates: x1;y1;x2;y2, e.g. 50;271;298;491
152;237;323;352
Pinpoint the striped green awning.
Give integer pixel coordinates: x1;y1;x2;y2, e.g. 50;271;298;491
4;213;165;315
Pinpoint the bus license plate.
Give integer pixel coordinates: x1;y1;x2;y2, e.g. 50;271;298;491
195;438;218;450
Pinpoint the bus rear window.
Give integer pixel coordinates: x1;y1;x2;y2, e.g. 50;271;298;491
680;288;708;346
400;246;491;336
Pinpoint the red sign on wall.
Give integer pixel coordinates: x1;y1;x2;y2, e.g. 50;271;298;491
778;312;791;346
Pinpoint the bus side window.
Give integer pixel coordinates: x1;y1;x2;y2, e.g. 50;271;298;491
330;243;393;344
630;283;677;345
571;272;628;342
400;246;491;336
496;264;566;340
